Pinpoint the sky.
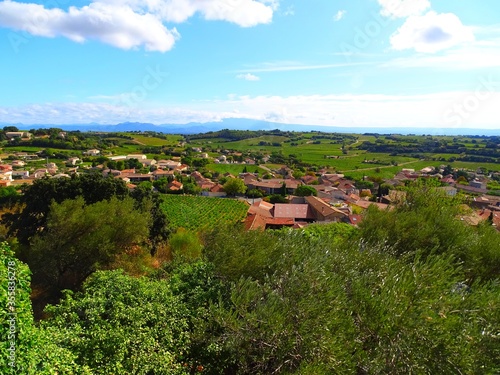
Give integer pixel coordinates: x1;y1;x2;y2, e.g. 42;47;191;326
0;0;499;132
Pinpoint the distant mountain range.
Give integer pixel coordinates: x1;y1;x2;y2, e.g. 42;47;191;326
1;118;499;136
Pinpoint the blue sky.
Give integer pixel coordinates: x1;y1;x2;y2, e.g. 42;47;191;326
0;0;499;131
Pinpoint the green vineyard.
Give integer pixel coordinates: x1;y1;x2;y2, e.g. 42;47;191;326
161;195;249;230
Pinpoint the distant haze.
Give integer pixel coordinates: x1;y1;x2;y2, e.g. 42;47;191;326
2;119;500;136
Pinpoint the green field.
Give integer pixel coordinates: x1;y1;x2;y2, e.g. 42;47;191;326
161;195;249;230
206;163;266;175
125;133;183;146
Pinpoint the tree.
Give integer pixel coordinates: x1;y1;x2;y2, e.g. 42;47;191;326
183;182;201;195
192;158;209;168
0;187;19;208
295;185;317;197
223;178;246;196
153;177;169;193
3;173;129;245
355;180;374;190
246;189;264;198
280;181;287;196
269;194;288;204
28;196;151;291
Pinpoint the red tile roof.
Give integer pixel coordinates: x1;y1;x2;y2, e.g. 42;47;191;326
274;204;315;219
244;213;267;231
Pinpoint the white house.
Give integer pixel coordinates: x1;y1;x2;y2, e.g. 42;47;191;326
0;171;13;181
126;154;147;160
5;131;32;140
142;159;157;167
84;149;100;156
33;169;49;178
11;160;26;167
158;160;181;170
108;155;127;161
12;170;29;179
66;157;80;166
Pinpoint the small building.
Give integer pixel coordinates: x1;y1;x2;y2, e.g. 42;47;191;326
273;204;315;222
470;180;486;190
202;184;227;197
126;154;147;160
5;131;32;140
108;155;127;161
12;170;29;179
11;160;26;168
167;180;183;191
157;160;181;170
126;173;153;183
305;195;348;222
142;159;157;167
84;149;100;156
152;169;174;180
66;157;80;166
33;169;49;179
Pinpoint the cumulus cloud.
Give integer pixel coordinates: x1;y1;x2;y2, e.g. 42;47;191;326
236;73;261;81
391;11;475;53
333;10;346;22
0;0;277;51
378;0;430;18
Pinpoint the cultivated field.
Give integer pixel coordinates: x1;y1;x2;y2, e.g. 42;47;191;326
161;195;249;230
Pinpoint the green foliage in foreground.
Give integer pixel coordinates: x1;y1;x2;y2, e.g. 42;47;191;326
0;243;90;375
1;186;499;374
203;227;500;374
43;270;191;375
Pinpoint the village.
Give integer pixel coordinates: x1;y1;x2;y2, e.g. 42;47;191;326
1;129;499;233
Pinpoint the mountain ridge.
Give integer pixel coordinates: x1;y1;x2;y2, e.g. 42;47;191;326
1;118;499;136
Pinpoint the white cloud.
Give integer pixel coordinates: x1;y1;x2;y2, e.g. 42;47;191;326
93;0;275;26
2;91;500;129
382;45;500;69
236;73;261;81
0;0;277;51
378;0;430;19
239;61;369;73
0;1;178;51
390;11;475;53
333;10;346;22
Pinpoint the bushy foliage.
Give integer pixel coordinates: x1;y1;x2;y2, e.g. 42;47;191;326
294;185;317;196
201;226;500;374
42;270;191;375
1;243;90;374
358;185;500;281
223;178;247;196
1;187;499;374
